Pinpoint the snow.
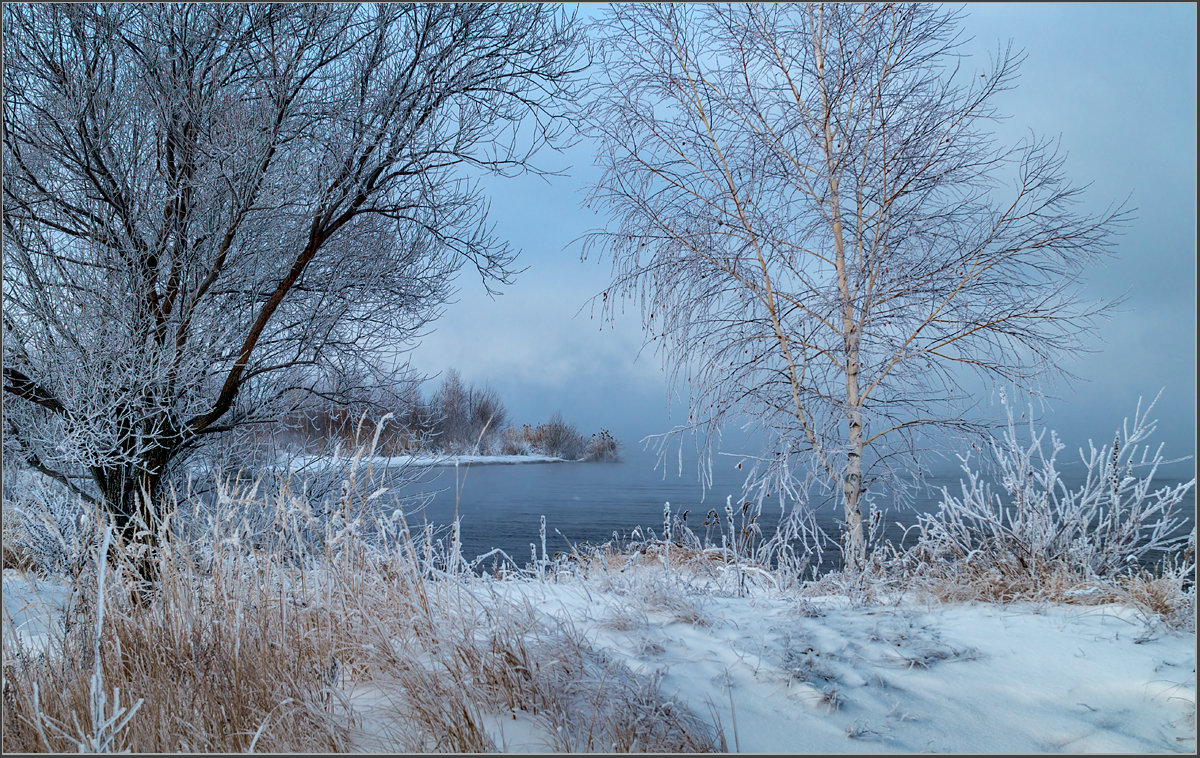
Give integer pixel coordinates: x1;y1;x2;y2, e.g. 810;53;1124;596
491;572;1195;753
3;563;1194;753
2;568;74;655
340;679;556;754
286;453;569;471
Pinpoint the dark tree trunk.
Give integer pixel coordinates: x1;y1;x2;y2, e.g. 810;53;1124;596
93;449;171;585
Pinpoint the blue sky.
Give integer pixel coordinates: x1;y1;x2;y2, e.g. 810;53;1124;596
411;3;1197;473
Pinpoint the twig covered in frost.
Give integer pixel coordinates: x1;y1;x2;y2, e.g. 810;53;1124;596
663;502;672;570
909;391;1195;580
541;515;548;568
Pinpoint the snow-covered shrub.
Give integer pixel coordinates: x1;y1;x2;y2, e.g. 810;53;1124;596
531;412;587;460
499;427;532;456
583;429;621;462
903;391;1195;595
2;473;93;577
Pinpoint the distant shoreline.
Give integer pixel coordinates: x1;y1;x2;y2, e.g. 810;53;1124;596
287;453;572;471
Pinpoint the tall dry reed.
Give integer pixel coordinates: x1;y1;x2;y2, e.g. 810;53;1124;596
3;440;726;753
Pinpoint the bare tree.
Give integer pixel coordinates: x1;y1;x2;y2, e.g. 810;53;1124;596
3;4;583;549
430;368;469;452
466;383;506;450
580;3;1126;569
426;369;507;452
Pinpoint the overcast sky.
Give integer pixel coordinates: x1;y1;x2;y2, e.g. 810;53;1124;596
410;3;1197;474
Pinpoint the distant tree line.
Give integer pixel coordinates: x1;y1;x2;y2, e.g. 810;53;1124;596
284;368;620;462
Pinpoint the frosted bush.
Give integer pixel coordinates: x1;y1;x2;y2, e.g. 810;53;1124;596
583;430;620;462
535;412;587;460
3;472;94;576
907;391;1195;582
499;432;531;456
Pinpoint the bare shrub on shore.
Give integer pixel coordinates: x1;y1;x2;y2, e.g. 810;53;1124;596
533;412;588;461
583;430;621;462
888;393;1195;623
499;428;533;456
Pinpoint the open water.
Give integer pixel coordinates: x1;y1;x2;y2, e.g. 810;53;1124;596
380;449;1195;573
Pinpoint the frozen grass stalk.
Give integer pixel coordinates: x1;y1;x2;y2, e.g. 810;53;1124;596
540;514;548;570
663;501;672;570
76;525;143;752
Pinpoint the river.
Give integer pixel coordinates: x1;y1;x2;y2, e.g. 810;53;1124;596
372;449;1195;574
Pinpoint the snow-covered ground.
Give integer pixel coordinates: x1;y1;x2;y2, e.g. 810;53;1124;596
2;569;73;657
488;573;1196;753
5;562;1194;754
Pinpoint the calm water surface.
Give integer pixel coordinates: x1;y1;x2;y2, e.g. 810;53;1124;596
381;450;1195;572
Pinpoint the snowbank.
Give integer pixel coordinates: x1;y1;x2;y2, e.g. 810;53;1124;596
285;453;569;472
491;574;1195;753
2;569;74;656
4;563;1193;753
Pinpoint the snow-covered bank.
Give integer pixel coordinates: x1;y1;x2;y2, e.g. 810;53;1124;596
286;452;570;471
491;572;1196;753
4;561;1194;754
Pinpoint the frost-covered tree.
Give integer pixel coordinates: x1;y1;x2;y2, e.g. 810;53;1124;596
466;384;506;450
431;369;469;452
581;4;1125;569
425;369;506;452
3;4;583;546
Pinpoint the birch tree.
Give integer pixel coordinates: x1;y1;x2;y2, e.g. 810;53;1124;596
3;3;582;549
580;3;1126;569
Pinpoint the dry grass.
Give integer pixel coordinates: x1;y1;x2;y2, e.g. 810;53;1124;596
2;538;39;575
2;471;727;754
864;552;1197;631
553;526;1196;634
3;517;350;752
3;429;1191;752
1110;570;1197;628
354;591;724;752
557;536;782;597
562;540;728;578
